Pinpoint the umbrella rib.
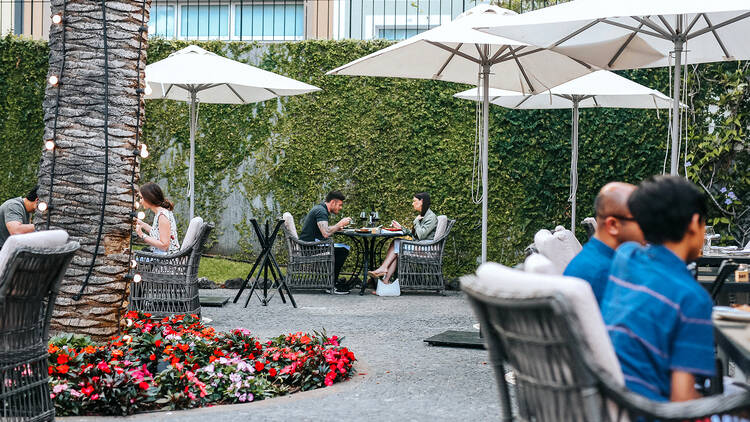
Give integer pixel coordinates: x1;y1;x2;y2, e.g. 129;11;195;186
435;43;463;78
602;18;669;40
508;46;535;93
656;15;677;38
513;95;534;108
164;84;175;97
425;41;482;64
629;16;673;38
552;19;604;48
474;44;488;62
688;11;750;39
608;22;644;68
701;14;731;59
489;45;510;62
265;87;281;97
225;84;248;103
685;13;703;35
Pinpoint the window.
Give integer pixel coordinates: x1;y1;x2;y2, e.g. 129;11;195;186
180;4;230;39
151;5;176;38
234;3;304;40
377;26;434;40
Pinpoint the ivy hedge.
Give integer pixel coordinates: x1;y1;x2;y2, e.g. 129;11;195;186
2;34;745;277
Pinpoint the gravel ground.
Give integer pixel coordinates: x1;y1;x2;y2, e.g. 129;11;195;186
60;289;500;422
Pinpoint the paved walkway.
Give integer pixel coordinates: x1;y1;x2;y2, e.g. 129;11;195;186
61;289;500;421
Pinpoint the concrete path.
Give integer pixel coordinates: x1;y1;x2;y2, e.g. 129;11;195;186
60;289;500;421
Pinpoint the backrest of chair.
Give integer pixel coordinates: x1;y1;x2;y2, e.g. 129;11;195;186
523;253;558;275
282;212;298;239
463;263;626;421
180;216;204;252
434;215;448;239
582;217;597;239
533;226;582;274
186;222;213;277
0;234;79;353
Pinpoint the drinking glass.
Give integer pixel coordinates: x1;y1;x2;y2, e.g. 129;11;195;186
703;226;715;255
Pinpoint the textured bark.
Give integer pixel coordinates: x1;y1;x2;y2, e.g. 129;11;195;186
37;0;151;341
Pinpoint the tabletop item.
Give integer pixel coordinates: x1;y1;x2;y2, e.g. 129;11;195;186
713;306;750;321
703;226;719;255
736;264;749;283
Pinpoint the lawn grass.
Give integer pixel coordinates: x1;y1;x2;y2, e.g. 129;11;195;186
198;255;285;283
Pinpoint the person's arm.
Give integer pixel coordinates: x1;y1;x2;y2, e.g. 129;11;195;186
413;213;437;240
140;214;171;251
5;203;33;235
670;371;701;402
317;217;351;239
136;218;153;233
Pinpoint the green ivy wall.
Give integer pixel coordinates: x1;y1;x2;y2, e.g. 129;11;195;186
1;35;706;277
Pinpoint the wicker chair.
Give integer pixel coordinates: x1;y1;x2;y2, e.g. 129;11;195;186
462;262;750;421
129;217;213;319
581;217;597;239
0;230;79;421
398;216;455;294
281;212;335;291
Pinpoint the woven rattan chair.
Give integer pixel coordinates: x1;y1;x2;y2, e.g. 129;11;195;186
398;217;455;294
281;212;335;291
462;263;750;421
0;230;79;421
129;217;213;319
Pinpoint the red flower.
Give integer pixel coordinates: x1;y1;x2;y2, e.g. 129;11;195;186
254;361;265;372
138;381;150;390
299;335;311;345
81;385;94;396
149;354;156;361
56;354;69;365
154;340;163;347
47;366;54;375
56;365;69;374
268;368;277;377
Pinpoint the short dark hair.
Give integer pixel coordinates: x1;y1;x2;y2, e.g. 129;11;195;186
325;190;346;203
25;186;38;202
414;192;431;217
627;175;707;244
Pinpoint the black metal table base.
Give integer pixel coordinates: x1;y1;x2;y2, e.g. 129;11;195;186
233;219;297;308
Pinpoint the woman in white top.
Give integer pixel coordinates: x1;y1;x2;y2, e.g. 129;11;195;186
135;182;180;254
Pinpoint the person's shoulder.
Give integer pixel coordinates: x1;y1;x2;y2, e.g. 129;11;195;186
0;197;23;212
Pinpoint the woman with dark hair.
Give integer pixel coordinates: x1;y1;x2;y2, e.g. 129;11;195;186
368;192;437;295
135;182;180;254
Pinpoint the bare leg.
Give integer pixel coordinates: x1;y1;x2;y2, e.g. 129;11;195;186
371;242;397;274
383;256;398;283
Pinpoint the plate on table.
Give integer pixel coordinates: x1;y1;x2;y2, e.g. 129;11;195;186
382;227;402;232
713;306;750;322
355;228;371;233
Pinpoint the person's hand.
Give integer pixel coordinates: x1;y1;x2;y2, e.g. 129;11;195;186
135;224;144;239
391;220;402;229
415;215;423;221
135;218;146;228
339;217;352;227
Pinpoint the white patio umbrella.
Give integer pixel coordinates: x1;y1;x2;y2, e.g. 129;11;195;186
145;45;321;219
474;0;750;176
326;4;593;263
455;70;675;229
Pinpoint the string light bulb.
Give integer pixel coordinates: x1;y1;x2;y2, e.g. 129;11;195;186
130;259;137;269
137;211;145;220
133;273;142;283
122;334;133;343
144;84;152;96
51;14;62;24
38;202;48;212
125;318;133;327
139;144;149;158
134;201;140;209
48;75;59;86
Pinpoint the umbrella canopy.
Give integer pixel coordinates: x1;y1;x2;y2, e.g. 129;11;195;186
454;70;675;229
327;4;593;263
474;0;750;175
145;45;320;219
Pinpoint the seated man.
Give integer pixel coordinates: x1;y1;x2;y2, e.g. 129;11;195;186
564;182;644;305
299;191;352;294
0;186;39;249
602;176;712;402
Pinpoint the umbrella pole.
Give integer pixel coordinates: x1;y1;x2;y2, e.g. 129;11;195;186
670;38;684;176
481;63;490;264
570;99;579;231
189;90;197;220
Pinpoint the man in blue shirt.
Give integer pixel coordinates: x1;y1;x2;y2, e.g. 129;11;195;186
602;176;712;402
564;182;644;305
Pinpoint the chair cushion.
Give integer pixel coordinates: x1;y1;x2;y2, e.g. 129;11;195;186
582;217;597;230
533;227;582;274
473;262;624;386
434;215;448;239
283;212;298;239
523;253;558;275
180;217;204;252
0;230;69;278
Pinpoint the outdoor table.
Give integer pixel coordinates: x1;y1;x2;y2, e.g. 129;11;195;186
715;318;750;377
335;228;406;295
696;255;750;300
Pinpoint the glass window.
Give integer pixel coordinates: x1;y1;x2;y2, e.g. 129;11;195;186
377;27;431;40
180;5;230;38
234;3;304;39
151;5;175;38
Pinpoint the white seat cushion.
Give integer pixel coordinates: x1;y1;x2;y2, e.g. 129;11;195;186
283;212;298;239
180;217;204;252
0;230;69;278
434;215;448;239
473;262;624;386
533;227;582;274
523;253;558;275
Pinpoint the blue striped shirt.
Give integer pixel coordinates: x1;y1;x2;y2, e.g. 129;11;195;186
602;242;715;401
563;237;615;306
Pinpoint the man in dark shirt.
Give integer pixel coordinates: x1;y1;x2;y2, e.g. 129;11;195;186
0;186;39;249
300;191;352;293
564;182;644;304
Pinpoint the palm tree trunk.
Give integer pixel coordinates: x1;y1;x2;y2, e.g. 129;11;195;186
37;0;151;341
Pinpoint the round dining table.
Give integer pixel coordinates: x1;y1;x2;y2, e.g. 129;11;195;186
335;228;406;295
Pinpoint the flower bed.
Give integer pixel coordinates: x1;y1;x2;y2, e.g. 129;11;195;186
48;312;356;416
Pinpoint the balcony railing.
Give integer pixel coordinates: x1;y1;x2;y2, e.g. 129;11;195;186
0;0;569;42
